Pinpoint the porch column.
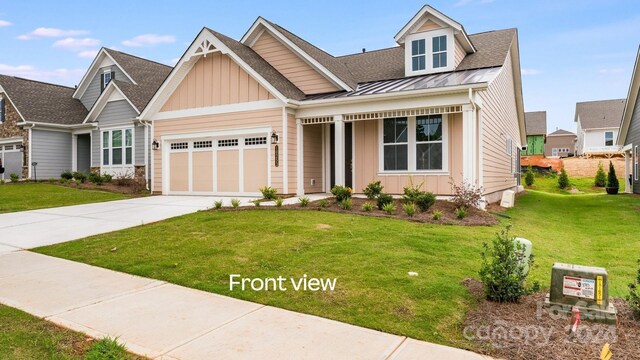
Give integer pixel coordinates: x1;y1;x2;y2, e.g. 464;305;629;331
296;119;305;196
462;104;477;185
624;147;632;193
71;134;78;172
334;115;345;187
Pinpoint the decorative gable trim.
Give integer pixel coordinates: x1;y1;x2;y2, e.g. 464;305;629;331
82;81;139;124
241;17;353;92
72;48;137;100
618;46;640;145
139;28;286;120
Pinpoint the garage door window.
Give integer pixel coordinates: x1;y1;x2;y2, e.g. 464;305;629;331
218;139;238;147
102;129;133;166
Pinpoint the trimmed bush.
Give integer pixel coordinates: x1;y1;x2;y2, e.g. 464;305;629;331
382;202;396;215
102;174;113;183
524;166;534;187
361;202;374;212
299;196;310;207
403;202;416;217
362;181;383;199
230;198;241;208
89;172;104;185
72;171;87;183
9;173;19;182
259;186;277;200
213;200;223;209
607;161;619;189
331;185;353;202
376;193;394;210
558;167;569;189
61;170;73;180
318;199;329;208
627;259;640;319
431;210;443;220
594;161;606;187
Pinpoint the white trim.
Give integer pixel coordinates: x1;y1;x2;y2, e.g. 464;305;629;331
282;107;288;193
100;127;135;174
296;119;304;195
72;134;78;171
160;126;272;141
404;28;455;77
150;100;283;121
73;49;137;100
324;123;331;192
0;137;23;145
17;121;96;130
334;115;345;186
28;126;33;179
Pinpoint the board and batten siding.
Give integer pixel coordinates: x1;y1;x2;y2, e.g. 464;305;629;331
303;124;323;193
31;129;72;179
478;48;521;196
625;87;640;193
160;53;274;112
80;66;129;110
251;31;339;95
454;40;466;68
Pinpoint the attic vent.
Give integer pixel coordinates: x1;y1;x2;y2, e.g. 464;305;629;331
195;39;217;56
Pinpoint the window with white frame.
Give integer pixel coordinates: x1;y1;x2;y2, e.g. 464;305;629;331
411;39;426;71
102;129;133;166
382;115;447;172
383;118;408;171
604;131;614;146
432;35;447;68
102;71;112;90
415;115;443;170
635;145;638;181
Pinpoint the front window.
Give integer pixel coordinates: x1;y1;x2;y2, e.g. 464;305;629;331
415;115;443;170
0;97;5;123
103;71;112;90
604;131;614;146
411;39;426;71
102;129;133;166
432;35;447;68
383;118;408;171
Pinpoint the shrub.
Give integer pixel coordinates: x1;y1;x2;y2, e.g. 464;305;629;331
382;202;396;215
376;193;394;210
402;178;424;203
361;202;373;212
61;170;73;180
9;173;19;182
0;179;4;185
89;172;104;185
362;180;383;199
331;185;353;202
339;198;352;210
524;166;535;187
213;200;223;209
318;199;329;208
607;161;619;189
259;186;277;200
558;167;569;189
85;336;128;360
299;196;310;207
415;193;436;212
252;199;261;207
403;202;416;217
231;198;241;208
594;161;607;187
275;197;283;207
627;259;640;319
72;171;86;183
479;226;537;303
431;210;443;220
449;178;483;209
402;178;435;211
102;174;113;183
455;207;468;219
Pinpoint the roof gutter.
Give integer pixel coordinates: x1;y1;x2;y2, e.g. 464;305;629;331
285;82;489;109
17;121;98;130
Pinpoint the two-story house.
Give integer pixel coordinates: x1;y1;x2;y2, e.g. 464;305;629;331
574;99;625;157
140;4;525;205
618;46;640;194
545;129;576;158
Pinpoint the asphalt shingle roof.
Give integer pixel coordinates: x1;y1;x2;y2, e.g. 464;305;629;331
575;99;625;130
548;129;576;136
525;111;547;135
0;75;88;125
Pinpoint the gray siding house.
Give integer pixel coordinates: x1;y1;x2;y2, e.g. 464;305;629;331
618;46;640;194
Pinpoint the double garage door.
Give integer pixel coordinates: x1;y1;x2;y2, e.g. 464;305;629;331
167;134;269;195
0;143;22;180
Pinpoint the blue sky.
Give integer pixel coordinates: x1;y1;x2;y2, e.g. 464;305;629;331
0;0;639;132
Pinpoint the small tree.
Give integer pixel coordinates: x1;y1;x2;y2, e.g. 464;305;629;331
558;167;570;189
524;166;535;187
594;161;607;187
606;161;619;189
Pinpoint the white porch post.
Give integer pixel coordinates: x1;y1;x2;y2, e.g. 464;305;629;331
462;104;477;185
334;115;345;187
71;134;78;172
296;119;305;196
624;147;632;193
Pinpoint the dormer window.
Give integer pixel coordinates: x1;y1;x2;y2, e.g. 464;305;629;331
432;35;447;68
411;39;426;71
101;70;115;92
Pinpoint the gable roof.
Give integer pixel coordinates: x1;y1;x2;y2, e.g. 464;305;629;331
574;99;625;130
548;129;576;137
618;45;640;145
0;74;87;125
524;111;547;135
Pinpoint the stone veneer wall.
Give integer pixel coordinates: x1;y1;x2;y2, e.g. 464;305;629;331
0;97;29;178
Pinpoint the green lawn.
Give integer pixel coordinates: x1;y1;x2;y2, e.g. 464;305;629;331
34;185;640;349
0;184;129;213
523;173;626;194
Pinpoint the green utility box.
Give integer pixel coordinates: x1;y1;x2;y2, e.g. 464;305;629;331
544;263;617;324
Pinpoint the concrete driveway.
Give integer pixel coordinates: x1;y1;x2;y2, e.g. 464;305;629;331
0;196;256;250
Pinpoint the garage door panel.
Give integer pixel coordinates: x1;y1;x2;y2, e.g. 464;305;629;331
243;148;267;193
169;152;189;192
217;150;239;193
1;144;23;180
192;151;214;192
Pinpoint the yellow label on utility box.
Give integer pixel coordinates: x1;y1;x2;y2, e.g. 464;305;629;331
596;275;603;305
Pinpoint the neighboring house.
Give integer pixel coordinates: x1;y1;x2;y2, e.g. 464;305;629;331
0;75;88;180
574;99;625;157
0;48;170;184
140;5;526;204
523;111;546;156
618;46;640;194
545;129;576;158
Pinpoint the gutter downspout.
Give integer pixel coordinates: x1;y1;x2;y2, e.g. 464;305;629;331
467;88;485;208
140;119;151;191
25;123;35;180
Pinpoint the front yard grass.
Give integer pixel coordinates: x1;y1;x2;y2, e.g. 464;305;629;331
35;189;640;349
523;173;626;194
0;184;129;213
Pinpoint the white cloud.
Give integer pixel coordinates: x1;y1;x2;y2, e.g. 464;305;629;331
17;27;89;40
52;37;101;51
78;49;100;59
0;20;12;27
0;63;85;85
598;68;625;75
521;68;544;76
122;34;176;47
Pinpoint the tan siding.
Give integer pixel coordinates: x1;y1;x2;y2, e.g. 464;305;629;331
252;31;339;95
303;124;324;193
415;19;442;33
454;40;466;68
353;114;463;195
160;53;274;112
287;112;297;194
153;108;284;193
479;49;521;195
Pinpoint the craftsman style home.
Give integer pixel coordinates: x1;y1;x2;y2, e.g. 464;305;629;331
522;111;546;156
618;46;640;194
574;99;625;157
141;5;526;204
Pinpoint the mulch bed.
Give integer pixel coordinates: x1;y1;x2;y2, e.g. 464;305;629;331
462;278;640;360
3;180;147;195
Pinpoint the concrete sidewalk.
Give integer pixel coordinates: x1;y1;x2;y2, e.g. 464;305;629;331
0;250;490;360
